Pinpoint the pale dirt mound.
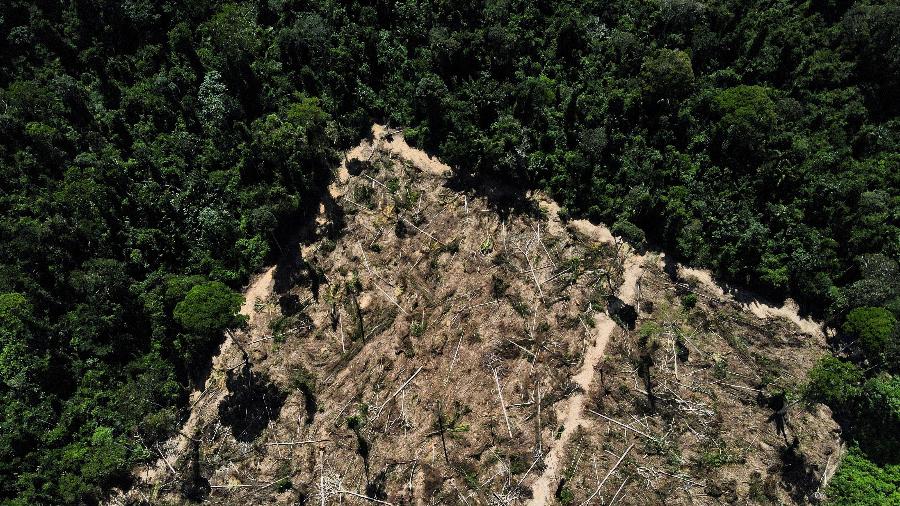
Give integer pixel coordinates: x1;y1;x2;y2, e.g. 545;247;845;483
121;126;838;506
372;124;452;176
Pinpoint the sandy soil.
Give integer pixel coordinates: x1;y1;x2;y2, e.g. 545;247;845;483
528;249;645;506
371;124;451;176
123;124;836;506
677;265;824;338
569;219;616;245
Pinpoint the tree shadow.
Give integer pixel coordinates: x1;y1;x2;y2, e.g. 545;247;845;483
218;365;286;442
272;171;344;298
444;170;544;223
607;294;638;329
778;437;822;502
180;437;210;502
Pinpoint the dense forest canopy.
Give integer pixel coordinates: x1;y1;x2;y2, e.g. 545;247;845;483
0;0;897;503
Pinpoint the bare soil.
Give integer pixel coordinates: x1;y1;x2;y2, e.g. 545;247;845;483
118;126;839;506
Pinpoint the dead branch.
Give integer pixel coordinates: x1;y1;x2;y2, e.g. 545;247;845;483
607;478;630;506
494;368;514;438
448;332;464;377
357;242;407;315
586;409;655;440
336;488;396;505
399;215;445;245
503;337;536;359
577;443;634;506
266;439;331;446
374;366;424;419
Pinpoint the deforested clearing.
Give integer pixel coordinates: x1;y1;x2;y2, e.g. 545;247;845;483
122;127;839;505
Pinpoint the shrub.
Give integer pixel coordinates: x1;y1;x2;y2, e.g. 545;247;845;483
805;356;864;408
611;220;646;249
844;307;897;364
827;448;900;505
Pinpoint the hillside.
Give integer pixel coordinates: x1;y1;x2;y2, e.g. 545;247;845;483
120;128;839;505
3;2;898;504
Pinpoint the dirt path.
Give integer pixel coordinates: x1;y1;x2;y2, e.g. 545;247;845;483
677;265;824;338
569;219;616;245
528;246;645;506
137;266;275;485
371;124;451;176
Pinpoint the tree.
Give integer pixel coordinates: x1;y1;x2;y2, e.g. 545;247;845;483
173;281;246;363
640;48;694;103
805;356;863;409
857;374;900;460
198;3;261;80
198;70;229;133
712;85;777;163
827;448;900;505
844;307;898;365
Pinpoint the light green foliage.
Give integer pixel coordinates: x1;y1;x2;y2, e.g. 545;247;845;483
640;48;695;101
198;70;228;131
174;282;246;364
174;282;245;337
827;448;900;505
806;356;864;408
0;293;42;388
611;220;646;249
844;307;898;363
712;85;777;159
680;293;698;310
198;3;260;75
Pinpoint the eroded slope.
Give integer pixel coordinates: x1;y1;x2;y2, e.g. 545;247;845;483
123;127;838;506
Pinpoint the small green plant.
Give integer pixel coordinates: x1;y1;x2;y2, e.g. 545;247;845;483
320;239;337;254
681;293;698;309
480;238;493;254
461;467;479;490
352;183;374;206
276;477;292;492
712;356;729;379
386;178;400;193
639;321;661;342
398;187;421;209
345;271;362;293
693;446;744;469
508;294;532;317
557;485;574;505
270;315;296;343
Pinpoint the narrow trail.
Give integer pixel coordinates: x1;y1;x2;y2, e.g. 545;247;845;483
527;242;645;506
138;266;275;485
526;240;824;505
677;265;824;338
